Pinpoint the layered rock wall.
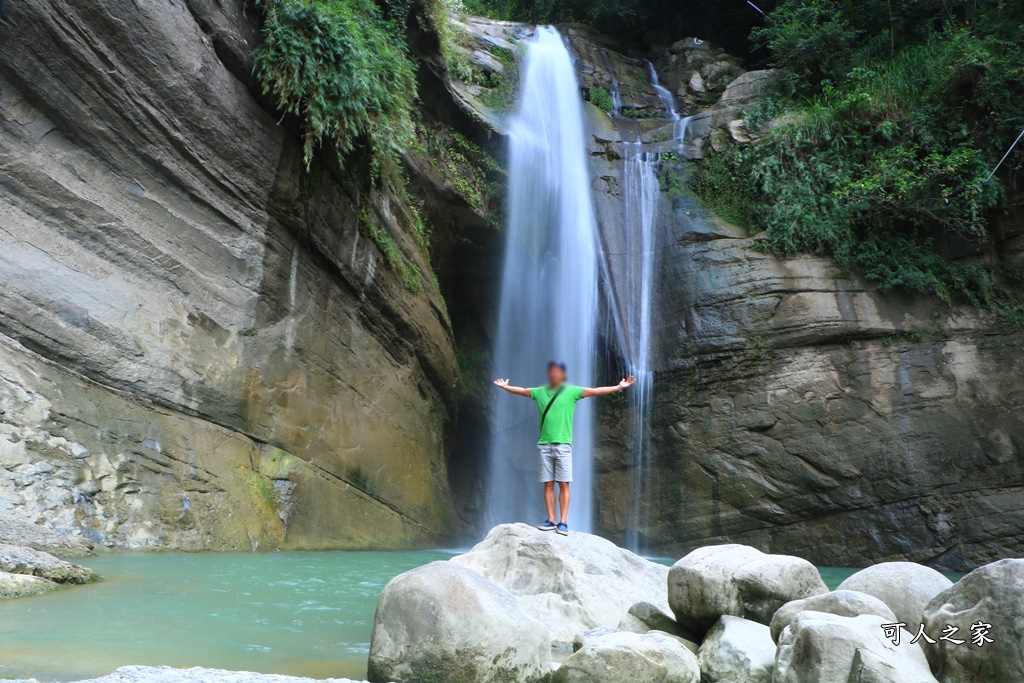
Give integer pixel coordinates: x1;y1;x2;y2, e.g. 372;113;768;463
0;0;460;550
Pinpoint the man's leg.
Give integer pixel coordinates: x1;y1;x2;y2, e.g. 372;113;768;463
544;482;557;522
557;482;570;523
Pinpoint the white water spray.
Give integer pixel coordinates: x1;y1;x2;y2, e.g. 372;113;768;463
621;142;661;551
644;60;693;154
486;27;600;532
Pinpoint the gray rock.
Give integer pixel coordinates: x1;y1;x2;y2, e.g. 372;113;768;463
667;544;827;635
452;523;670;643
770;590;898;643
618;601;691;639
697;616;774;683
774;612;937;683
368;561;551;683
0;571;58;599
0;543;98;584
0;0;462;554
573;626;619;652
41;665;367;683
553;631;700;683
922;558;1024;683
837;562;953;627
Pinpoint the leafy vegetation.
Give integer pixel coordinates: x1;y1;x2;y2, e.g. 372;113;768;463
585;86;614;113
252;0;418;179
417;120;506;226
692;1;1024;310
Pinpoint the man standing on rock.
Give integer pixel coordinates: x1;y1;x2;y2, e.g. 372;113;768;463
493;361;635;536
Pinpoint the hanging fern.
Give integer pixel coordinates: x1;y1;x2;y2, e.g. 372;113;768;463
253;0;417;179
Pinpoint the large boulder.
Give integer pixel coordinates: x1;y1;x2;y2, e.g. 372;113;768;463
837;562;953;627
553;631;700;683
922;558;1024;683
770;590;897;642
697;616;775;683
0;544;98;585
0;570;58;599
774;612;937;683
368;561;551;683
452;524;670;643
667;544;827;635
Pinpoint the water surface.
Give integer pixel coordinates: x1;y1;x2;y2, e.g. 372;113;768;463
0;550;452;682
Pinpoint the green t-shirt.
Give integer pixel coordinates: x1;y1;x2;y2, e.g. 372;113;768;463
530;384;586;445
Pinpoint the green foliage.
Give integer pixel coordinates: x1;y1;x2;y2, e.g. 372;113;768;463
418;120;505;224
253;0;417;179
461;0;643;32
688;154;757;229
585;86;614;113
729;5;1024;309
237;326;259;337
619;107;648;119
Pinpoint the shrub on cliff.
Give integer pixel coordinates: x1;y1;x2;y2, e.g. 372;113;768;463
253;0;417;178
698;1;1024;309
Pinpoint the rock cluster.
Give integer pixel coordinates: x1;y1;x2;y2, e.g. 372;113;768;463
0;543;98;599
370;524;1020;683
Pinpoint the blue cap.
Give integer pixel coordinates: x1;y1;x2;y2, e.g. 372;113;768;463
547;360;567;373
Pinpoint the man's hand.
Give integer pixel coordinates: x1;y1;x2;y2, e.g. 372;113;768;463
493;378;532;397
582;376;637;398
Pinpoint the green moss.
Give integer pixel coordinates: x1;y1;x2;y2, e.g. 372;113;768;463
237;326;258;337
585;85;614;113
359;208;424;293
242;470;278;512
418;120;505;224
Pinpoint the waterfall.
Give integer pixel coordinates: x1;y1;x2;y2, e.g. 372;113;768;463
621;143;661;551
645;59;693;154
486;27;600;532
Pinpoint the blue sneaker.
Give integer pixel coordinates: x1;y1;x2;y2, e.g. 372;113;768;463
556;522;569;536
537;519;557;531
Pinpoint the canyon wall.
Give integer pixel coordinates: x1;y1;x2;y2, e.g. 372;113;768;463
0;0;463;551
569;31;1024;571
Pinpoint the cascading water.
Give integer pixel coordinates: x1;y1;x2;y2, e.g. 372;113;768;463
645;59;693;153
486;27;600;532
621;142;661;551
616;61;691;551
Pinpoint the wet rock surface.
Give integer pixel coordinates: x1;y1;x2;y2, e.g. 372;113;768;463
0;543;98;585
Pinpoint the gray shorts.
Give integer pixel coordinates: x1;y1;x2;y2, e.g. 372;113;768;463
538;443;573;482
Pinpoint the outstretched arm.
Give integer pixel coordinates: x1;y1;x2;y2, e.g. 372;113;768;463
582;376;636;398
493;378;533;398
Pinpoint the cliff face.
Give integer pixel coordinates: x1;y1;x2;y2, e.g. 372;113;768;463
568;31;1024;571
0;0;463;550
